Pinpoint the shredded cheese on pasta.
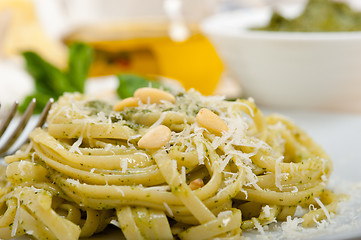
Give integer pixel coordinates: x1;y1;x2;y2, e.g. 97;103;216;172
0;89;343;240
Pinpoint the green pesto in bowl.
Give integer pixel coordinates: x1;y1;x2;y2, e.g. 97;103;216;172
254;0;361;32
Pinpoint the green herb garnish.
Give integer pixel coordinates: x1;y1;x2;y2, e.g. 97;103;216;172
20;42;93;113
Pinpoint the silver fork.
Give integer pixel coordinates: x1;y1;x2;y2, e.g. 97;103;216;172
0;98;54;157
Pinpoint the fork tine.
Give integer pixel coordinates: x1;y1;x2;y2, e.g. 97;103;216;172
0;101;19;137
0;98;36;155
13;98;54;149
35;98;54;128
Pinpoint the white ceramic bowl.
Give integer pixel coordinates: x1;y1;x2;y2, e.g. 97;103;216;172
201;7;361;112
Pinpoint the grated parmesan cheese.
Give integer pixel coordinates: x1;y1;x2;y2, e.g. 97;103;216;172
120;159;128;174
314;198;332;223
263;205;271;218
149;112;167;128
18;160;28;176
145;185;170;191
69;134;83;155
11;197;21;237
252;218;266;236
116;188;125;197
240;188;248;199
195;137;205;165
294;205;308;218
275;156;285;191
291;186;299;193
110;219;120;228
66;178;80;185
222;217;231;227
163;202;173;217
104;144;112;152
281;216;304;237
134;152;150;162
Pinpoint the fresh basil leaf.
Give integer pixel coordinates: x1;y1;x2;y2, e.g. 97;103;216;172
20;43;93;113
67;43;93;93
22;51;76;97
116;74;163;99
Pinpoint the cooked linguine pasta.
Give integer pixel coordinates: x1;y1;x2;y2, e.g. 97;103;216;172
0;88;342;239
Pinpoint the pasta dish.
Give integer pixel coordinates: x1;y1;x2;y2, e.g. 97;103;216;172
0;88;342;239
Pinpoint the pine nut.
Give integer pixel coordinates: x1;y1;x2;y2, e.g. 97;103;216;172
113;97;140;111
196;108;228;135
189;178;204;190
138;125;172;149
134;87;175;104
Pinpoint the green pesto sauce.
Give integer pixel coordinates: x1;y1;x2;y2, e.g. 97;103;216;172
84;100;113;116
254;0;361;32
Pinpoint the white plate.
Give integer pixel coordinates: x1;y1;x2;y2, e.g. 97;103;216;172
5;109;361;240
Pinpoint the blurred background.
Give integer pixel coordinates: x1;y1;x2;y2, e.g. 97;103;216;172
1;0;361;113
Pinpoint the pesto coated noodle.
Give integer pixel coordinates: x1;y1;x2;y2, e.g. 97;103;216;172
0;89;342;239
